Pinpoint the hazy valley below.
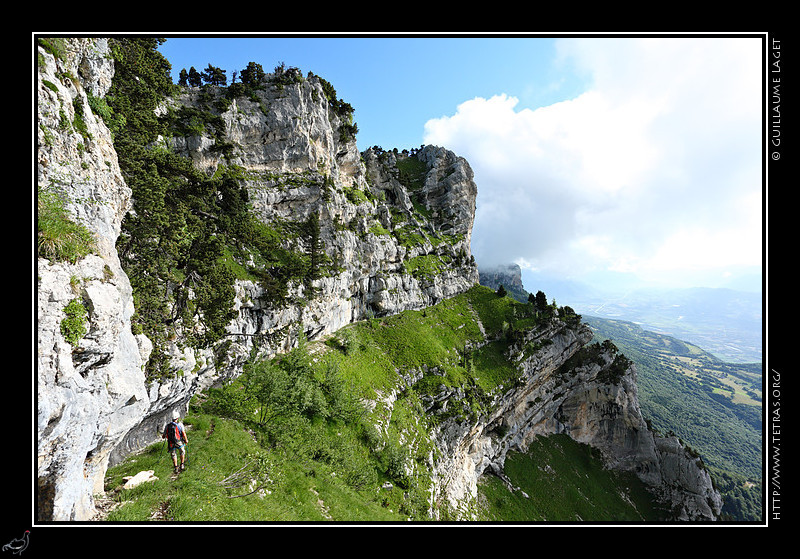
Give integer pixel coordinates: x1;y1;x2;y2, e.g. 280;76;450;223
518;271;763;364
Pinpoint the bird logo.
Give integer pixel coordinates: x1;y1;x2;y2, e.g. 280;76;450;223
2;531;29;555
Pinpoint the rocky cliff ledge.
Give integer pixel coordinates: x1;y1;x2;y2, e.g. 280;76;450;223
428;319;723;520
36;38;720;522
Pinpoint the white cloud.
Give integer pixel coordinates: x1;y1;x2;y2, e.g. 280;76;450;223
423;37;763;288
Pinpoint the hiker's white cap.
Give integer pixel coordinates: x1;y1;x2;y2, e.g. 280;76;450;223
172;410;180;420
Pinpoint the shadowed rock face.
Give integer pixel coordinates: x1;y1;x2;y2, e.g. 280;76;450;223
428;320;723;521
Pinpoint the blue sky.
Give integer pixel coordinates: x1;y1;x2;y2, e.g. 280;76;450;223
157;34;764;294
158;36;585;150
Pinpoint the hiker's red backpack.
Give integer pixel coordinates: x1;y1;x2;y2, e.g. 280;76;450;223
167;421;183;447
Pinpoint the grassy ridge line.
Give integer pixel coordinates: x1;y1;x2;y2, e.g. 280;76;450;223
317;286;525;401
103;285;644;522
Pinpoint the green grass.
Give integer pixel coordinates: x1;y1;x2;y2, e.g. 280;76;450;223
394;155;427;191
316;286;537;414
103;286;645;523
403;253;446;280
104;413;406;522
319;288;489;396
471;339;519;392
464;284;536;337
477;434;667;522
37;185;96;263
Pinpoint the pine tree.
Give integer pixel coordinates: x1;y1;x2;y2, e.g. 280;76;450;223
202;64;227;87
534;290;548;312
239;61;266;86
187;66;203;87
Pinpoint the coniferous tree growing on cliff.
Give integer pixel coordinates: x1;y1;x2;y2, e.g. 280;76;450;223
534;290;548;313
226;62;266;100
106;38;242;378
271;62;302;86
316;74;357;136
187;66;203;87
239;61;266;86
106;39;326;380
105;37;173;148
202;64;227;87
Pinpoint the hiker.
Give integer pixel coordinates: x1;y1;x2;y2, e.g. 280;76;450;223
162;410;188;474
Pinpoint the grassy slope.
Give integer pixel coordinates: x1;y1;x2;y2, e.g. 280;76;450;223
104;413;404;522
103;286;664;522
478;435;667;522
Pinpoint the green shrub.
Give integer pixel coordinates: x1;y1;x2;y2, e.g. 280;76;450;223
403;254;445;281
61;298;88;346
71;97;91;139
86;91;115;127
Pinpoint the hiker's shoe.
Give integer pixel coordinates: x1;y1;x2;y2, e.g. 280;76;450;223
180;464;186;471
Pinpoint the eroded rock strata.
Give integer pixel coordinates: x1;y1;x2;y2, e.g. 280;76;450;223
36;38;721;521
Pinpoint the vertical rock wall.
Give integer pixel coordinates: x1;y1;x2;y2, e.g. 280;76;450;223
37;38;152;521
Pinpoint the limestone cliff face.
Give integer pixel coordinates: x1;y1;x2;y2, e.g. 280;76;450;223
427;320;723;521
158;79;478;365
37;38;152;521
36;38;719;523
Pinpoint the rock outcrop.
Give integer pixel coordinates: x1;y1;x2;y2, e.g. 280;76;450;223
479;263;527;297
427;320;723;521
156;79;479;367
36;37;721;523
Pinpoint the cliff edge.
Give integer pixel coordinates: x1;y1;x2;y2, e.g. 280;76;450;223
36;38;721;522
